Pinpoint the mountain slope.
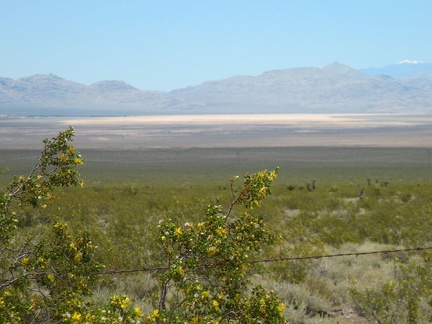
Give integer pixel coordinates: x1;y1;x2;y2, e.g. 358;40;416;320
1;63;431;116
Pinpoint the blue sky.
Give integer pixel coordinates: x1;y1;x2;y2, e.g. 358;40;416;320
1;1;431;91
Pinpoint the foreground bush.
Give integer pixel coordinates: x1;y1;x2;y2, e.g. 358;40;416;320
0;127;145;322
153;168;285;323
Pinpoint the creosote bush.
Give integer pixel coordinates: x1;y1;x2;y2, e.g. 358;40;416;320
350;250;432;323
154;168;286;323
0;127;144;323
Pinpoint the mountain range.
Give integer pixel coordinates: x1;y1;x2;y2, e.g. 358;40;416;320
1;62;431;116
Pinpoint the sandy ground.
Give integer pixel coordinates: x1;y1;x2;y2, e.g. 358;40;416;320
63;114;426;127
1;114;432;149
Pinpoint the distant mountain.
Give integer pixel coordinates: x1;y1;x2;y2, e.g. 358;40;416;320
0;74;165;116
1;62;432;116
361;61;432;77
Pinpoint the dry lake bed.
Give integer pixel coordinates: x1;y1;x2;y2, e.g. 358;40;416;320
1;114;432;149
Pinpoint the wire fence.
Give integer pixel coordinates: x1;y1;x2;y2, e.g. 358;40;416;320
97;245;432;276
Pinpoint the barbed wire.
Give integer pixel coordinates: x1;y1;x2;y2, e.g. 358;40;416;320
99;265;168;275
248;246;432;264
97;245;432;276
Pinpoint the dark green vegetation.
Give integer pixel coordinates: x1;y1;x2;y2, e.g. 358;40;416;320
1;145;432;322
2;146;432;184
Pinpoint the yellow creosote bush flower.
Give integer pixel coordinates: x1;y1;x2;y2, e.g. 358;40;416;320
74;252;83;262
134;306;144;318
71;311;82;322
174;227;183;236
208;246;218;255
216;226;227;236
121;297;130;309
278;302;286;315
152;309;160;318
178;266;184;276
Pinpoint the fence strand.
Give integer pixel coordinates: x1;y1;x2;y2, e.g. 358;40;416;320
97;246;432;276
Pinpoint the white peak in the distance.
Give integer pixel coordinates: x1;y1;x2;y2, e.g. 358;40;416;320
398;59;424;64
360;60;432;77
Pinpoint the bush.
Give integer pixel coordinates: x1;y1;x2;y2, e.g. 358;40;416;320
0;127;144;323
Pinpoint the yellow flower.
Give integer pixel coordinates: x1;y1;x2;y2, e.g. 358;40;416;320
134;306;143;318
201;291;209;299
177;266;184;276
120;297;130;309
212;300;219;310
47;274;55;283
74;159;83;165
21;257;29;266
71;311;82;322
277;302;286;315
174;227;183;236
216;227;227;236
74;252;83;262
152;309;160;318
77;279;86;291
208;246;218;255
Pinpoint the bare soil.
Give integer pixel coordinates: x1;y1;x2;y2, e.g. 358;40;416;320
1;114;432;149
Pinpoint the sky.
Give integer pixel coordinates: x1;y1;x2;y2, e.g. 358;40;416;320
1;1;431;91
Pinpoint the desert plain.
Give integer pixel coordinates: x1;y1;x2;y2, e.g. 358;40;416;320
1;114;432;149
1;114;432;184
